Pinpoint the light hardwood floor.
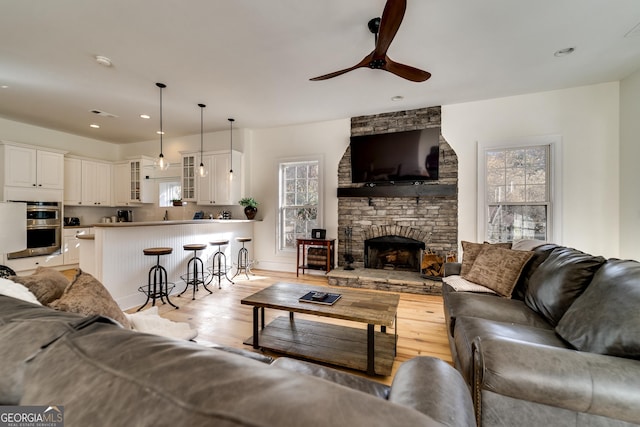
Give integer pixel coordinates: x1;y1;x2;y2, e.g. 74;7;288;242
66;268;452;385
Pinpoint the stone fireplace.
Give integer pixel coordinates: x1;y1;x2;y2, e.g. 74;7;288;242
331;106;458;294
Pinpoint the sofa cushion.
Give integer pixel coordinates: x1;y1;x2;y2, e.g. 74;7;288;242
556;259;640;358
443;289;552;337
511;244;558;301
460;241;512;276
9;266;70;305
20;323;439;427
463;247;533;297
0;296;84;404
525;247;605;326
48;269;131;329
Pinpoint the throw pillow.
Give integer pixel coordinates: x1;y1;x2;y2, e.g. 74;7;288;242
524;247;605;326
49;269;131;329
442;275;497;294
463;246;533;297
556;259;640;358
9;266;69;305
460;241;512;276
0;277;42;305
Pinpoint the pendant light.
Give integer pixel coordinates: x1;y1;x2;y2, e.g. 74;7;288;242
155;82;170;171
197;103;208;178
228;118;235;181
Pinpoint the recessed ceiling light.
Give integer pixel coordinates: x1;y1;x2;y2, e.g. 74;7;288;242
554;47;575;57
156;131;165;135
391;95;404;101
90;124;100;129
1;85;8;89
95;55;113;67
140;114;151;119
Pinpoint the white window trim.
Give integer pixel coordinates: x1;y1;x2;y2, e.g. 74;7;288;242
477;135;562;244
275;155;324;256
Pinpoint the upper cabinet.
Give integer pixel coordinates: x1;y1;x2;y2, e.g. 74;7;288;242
113;158;154;205
64;158;111;206
181;154;196;202
195;150;242;206
2;144;64;190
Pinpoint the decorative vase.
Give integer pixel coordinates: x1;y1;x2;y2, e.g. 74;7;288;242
244;206;257;220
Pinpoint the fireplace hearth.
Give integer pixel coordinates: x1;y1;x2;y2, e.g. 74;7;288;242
365;235;426;272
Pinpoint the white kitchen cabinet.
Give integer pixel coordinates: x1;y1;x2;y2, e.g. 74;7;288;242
63;227;90;264
1;143;64;190
4;253;63;273
113;158;154;205
81;160;111;206
64;158;82;205
196;150;241;206
64;158;111;206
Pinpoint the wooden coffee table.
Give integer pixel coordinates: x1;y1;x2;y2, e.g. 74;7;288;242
241;282;399;375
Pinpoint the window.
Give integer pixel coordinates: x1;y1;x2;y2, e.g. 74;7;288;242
278;159;321;251
478;136;561;243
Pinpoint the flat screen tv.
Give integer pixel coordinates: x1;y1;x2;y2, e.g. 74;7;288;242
350;128;440;184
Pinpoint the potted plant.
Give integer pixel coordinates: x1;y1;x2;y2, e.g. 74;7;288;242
172;198;184;207
239;197;259;219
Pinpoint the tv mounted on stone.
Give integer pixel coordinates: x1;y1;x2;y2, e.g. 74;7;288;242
350;128;440;184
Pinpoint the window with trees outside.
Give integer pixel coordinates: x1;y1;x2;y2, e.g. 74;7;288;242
483;144;552;243
278;159;321;251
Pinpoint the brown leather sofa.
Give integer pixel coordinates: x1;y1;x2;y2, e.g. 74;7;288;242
0;295;475;427
443;242;640;426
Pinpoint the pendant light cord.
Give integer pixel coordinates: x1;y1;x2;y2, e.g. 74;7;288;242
229;118;235;176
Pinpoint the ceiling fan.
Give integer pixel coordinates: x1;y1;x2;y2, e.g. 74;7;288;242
310;0;431;83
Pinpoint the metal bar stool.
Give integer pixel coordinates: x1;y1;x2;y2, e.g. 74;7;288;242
208;240;233;288
137;247;178;311
232;237;253;280
179;243;212;300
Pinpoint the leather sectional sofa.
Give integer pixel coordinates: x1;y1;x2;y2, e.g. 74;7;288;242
443;240;640;426
0;294;476;427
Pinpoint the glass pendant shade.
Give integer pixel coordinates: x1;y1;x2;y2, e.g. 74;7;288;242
155;82;170;171
228;118;234;181
198;103;208;177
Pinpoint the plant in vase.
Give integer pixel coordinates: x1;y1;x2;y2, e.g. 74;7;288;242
172;199;185;207
239;197;259;219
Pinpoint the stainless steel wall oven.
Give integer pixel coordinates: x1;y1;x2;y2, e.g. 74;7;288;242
7;201;61;259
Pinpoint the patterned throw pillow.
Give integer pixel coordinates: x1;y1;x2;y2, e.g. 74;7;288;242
460;241;512;276
463;246;533;298
49;269;131;329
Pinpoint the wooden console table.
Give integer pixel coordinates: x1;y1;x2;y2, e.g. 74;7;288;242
296;238;335;276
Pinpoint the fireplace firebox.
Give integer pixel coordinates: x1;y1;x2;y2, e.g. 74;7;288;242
364;236;426;272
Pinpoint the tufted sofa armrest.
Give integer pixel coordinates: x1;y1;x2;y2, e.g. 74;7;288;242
472;336;640;425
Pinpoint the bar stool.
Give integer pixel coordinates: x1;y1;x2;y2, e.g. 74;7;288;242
232;237;253;280
137;247;178;311
209;240;233;288
179;243;212;300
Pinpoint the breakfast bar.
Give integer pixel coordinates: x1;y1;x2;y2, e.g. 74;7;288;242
82;220;255;309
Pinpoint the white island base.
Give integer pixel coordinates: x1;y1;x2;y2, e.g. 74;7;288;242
82;220;254;309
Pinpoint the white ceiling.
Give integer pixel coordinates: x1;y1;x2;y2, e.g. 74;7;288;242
1;0;639;144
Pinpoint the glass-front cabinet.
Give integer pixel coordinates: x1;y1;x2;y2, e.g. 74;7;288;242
181;155;196;201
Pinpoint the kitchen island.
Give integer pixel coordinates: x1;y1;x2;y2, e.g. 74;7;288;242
82;220;255;309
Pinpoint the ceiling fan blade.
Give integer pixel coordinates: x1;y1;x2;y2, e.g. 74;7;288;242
373;0;407;58
383;57;431;82
309;54;372;81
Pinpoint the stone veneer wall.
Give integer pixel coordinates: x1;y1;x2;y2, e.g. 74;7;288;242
337;106;458;268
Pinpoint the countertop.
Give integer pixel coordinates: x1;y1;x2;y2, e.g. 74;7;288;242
92;219;258;227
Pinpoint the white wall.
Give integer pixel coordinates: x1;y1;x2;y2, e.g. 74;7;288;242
248;119;350;272
0;117;120;160
620;69;640;260
442;82;620;258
